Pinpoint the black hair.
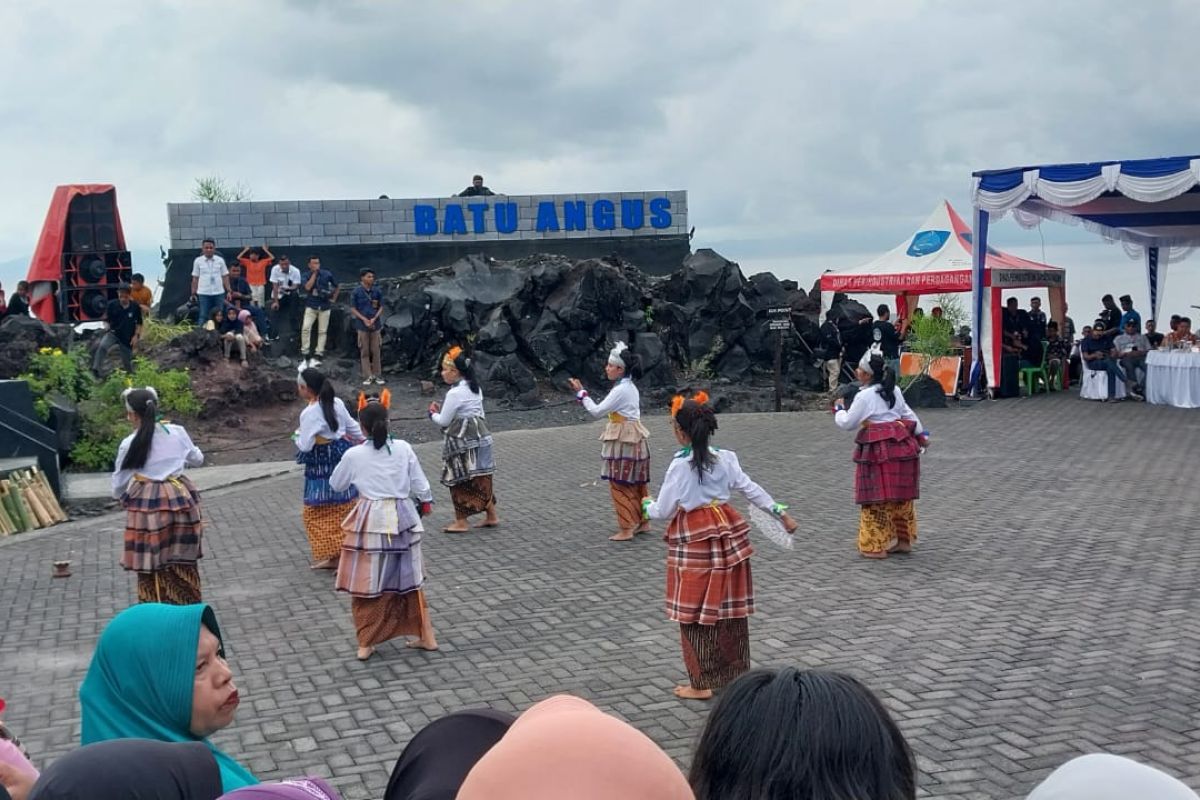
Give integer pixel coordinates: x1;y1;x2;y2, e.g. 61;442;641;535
117;284;131;294
825;310;836;322
359;268;375;278
619;350;643;381
202;237;215;246
300;368;338;431
1102;293;1114;303
689;668;916;800
131;273;145;283
1119;294;1132;303
867;354;897;408
451;350;481;394
674;400;718;477
120;389;160;471
1183;316;1193;325
279;253;290;261
357;402;389;450
473;174;483;181
1047;320;1059;329
16;280;28;291
1171;314;1181;322
307;254;319;264
876;304;889;317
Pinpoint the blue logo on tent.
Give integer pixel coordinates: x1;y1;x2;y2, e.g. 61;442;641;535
906;230;950;257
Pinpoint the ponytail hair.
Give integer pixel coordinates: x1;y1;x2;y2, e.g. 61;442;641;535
452;350;481;394
868;354;897;409
120;388;160;470
300;367;339;431
357;402;390;450
622;350;643;381
674;399;719;478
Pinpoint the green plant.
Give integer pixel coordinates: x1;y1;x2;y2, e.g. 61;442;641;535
191;175;252;203
690;334;724;380
17;347;94;418
139;317;193;348
901;299;963;387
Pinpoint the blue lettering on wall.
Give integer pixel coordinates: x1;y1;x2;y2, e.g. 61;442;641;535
593;199;615;231
535;201;560;232
442;205;468;235
621;199;645;230
414;205;438;235
467;203;489;234
495;202;519;234
649;197;672;229
562;201;587;232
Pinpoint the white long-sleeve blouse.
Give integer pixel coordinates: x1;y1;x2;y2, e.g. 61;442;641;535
644;448;776;520
297;397;364;452
834;385;926;433
111;424;204;498
429;380;485;428
579;377;641;420
327;439;433;502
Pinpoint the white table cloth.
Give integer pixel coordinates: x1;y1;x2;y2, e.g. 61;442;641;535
1146;350;1200;408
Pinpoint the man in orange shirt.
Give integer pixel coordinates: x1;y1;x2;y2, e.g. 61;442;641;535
129;273;153;316
237;244;274;307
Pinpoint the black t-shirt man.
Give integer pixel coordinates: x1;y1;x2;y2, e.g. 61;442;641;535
872;319;901;359
5;293;29;317
106;298;143;346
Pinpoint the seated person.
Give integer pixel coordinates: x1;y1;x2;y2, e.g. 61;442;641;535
999;330;1025;397
79;604;258;792
238;309;263;352
1113;319;1150;398
689;668;915;800
1045;321;1071;384
218;306;248;366
1081;320;1127;401
1145;319;1164;349
1166;316;1198;349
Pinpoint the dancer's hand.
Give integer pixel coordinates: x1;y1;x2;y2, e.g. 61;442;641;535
428;401;440;414
641;497;654;519
567;378;583;393
779;512;798;534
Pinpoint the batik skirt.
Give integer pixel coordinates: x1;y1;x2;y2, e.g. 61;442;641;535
599;419;650;485
441;416;496;516
852;420;921;554
120;475;203;604
336;497;432;647
297;438;358;561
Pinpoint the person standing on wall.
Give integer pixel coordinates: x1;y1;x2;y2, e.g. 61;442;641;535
350;268;385;386
190;238;231;326
458;175;495;197
300;255;339;368
269;254;303;344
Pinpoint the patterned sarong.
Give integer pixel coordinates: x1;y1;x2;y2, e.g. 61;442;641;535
136;563;202;605
680;618;749;691
664;503;755;625
599;419;650;485
351;590;432;648
852;420;921;505
441;416;496;486
610;481;649;531
297;438;358;561
450;476;495;517
121;475;203;572
336;497;425;597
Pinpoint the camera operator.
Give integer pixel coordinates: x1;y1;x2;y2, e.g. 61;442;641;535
300;255;339;367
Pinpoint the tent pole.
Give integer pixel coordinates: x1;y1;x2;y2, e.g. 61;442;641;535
970;207;990;396
1146;246;1161;322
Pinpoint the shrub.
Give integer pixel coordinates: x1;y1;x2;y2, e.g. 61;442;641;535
18;347;93;419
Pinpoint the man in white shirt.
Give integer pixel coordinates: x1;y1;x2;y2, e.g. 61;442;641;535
190;238;231;326
1113;319;1150;400
269;254;304;347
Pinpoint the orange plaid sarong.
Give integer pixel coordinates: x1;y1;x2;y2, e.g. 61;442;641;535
664;502;755;625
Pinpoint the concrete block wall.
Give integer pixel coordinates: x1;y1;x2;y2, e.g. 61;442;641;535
167;191;688;250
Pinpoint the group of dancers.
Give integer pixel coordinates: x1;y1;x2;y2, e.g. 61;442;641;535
108;340;929;697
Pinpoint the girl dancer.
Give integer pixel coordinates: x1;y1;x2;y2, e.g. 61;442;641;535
329;395;438;661
568;341;651;541
833;352;929;559
429;346;499;532
642;393;797;700
295;368;363;569
111;387;205;604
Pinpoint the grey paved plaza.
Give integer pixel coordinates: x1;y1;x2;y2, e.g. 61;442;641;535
4;392;1200;799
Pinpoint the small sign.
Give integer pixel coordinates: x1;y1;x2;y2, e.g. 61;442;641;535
768;320;791;330
768;307;791;316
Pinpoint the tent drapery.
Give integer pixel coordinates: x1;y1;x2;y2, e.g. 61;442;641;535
971;155;1200;392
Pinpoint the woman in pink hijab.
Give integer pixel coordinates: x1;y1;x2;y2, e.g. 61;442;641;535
238;309;263;352
455;695;693;800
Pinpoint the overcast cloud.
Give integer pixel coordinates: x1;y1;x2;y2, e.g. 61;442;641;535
1;0;1198;275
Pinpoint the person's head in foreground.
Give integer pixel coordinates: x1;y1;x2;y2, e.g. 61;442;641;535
1024;753;1198;800
455;695;694;800
688;668;916;800
79;604;257;791
384;708;514;800
26;739;222;800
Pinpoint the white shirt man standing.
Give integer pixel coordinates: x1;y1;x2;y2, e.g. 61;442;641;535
269;254;304;347
190;238;231;326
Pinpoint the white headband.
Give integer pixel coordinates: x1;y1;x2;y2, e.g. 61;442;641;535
608;341;629;369
122;386;159;413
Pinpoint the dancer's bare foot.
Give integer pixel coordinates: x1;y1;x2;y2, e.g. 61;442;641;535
673;685;713;700
860;550;889;560
406;638;440;651
356;646;375;661
889;541;912;554
442;524;470;533
633;522;651;534
473;517;500;528
609;529;635;541
311;557;339;570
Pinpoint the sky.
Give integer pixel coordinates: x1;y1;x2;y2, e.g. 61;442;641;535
2;0;1199;317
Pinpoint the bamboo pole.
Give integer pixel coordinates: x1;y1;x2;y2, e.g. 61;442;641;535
5;479;34;530
1;482;27;531
0;491;13;534
31;467;68;521
18;474;52;528
20;470;62;526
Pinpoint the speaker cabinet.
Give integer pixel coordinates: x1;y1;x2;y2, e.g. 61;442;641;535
66;192;119;252
60;251;132;321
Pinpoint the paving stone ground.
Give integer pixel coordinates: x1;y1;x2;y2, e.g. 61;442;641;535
4;391;1200;799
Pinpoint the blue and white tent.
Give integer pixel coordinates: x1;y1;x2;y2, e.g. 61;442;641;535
970;155;1200;391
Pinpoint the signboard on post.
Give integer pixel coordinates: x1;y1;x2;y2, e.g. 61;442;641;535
768;308;791;411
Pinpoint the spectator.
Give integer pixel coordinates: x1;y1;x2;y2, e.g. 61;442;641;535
999;327;1025;398
818;310;843;393
1118;294;1141;332
1145;319;1163;349
2;281;30;318
300;256;339;367
929;306;953;339
269;254;303;343
873;304;901;376
1026;296;1048;354
689;668;915;800
129;273;153;317
236;243;274;308
1169;314;1182;335
350;268;385;386
1070;323;1090;383
1045;321;1070;387
19;739;223;800
1062;301;1076;343
1097;294;1121;338
837;309;873;385
384;709;514;800
91;285;142;377
1081;321;1127;401
227;263;271;341
1166;316;1198;349
238;309;263;353
1113;319;1149;399
1025;753;1199;800
458;174;496;197
218;307;248;367
190;239;231;327
1002;297;1029;351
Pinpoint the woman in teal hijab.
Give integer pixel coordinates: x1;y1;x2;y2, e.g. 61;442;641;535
79;603;258;791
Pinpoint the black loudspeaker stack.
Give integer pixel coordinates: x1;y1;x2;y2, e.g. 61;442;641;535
59;193;131;322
